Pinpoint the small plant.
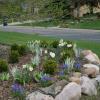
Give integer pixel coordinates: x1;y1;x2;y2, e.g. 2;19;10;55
18;45;27;56
65;58;75;72
11;43;19;51
50;40;59;48
40;40;48;48
40;74;53;87
0;72;10;81
11;66;31;85
33;71;43;82
11;83;25;99
0;59;8;72
43;59;57;75
9;50;19;63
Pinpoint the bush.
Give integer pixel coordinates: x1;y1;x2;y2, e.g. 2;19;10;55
50;40;59;48
11;44;19;51
9;50;19;63
11;44;27;56
43;59;57;75
40;41;48;48
0;59;8;72
18;45;27;56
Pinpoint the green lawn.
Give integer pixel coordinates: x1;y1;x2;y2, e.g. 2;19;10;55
17;19;100;30
17;20;58;27
69;19;100;30
0;31;100;56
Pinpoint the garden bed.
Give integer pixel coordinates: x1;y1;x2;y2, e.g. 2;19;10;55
0;39;100;100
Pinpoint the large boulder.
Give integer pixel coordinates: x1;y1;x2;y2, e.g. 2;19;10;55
72;72;81;78
83;64;99;75
80;50;100;64
55;82;81;100
69;77;80;84
40;80;68;96
83;67;97;78
80;76;97;96
26;91;54;100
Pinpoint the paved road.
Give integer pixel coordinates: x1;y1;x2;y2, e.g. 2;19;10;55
0;26;100;42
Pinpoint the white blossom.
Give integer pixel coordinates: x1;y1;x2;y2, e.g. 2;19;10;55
22;65;27;69
67;44;72;48
50;52;55;58
29;67;33;71
44;50;48;54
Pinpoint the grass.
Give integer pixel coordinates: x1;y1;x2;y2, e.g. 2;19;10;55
17;20;58;27
69;19;100;30
17;19;100;30
0;31;100;56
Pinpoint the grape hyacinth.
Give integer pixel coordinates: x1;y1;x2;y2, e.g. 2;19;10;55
60;64;68;69
41;74;53;82
11;83;24;95
74;62;81;69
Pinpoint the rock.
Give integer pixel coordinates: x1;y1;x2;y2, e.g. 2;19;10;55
80;50;100;64
40;80;68;96
80;50;92;57
69;77;80;84
95;75;100;84
72;72;81;78
83;67;97;78
26;91;54;100
80;76;97;96
55;82;81;100
85;53;100;64
83;64;99;76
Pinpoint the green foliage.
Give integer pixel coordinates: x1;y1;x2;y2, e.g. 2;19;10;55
0;72;10;81
18;45;27;56
43;59;57;75
11;44;27;56
40;40;49;48
0;59;8;72
11;66;31;85
50;40;59;48
11;43;19;51
33;71;43;82
9;50;19;63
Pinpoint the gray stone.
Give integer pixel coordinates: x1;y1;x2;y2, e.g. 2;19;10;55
55;82;81;100
26;91;54;100
80;76;97;96
40;80;68;96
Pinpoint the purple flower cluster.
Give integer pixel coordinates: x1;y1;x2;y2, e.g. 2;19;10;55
60;64;68;69
74;62;81;69
11;83;24;94
58;70;64;76
41;75;53;82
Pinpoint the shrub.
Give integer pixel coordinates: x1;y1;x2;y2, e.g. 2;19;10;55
11;44;19;51
18;45;27;56
9;50;19;63
40;41;48;48
43;59;57;75
50;40;59;48
0;59;8;72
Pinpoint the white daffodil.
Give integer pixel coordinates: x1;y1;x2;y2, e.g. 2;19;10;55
29;67;33;71
22;65;27;69
59;39;63;44
50;52;55;58
44;50;48;54
67;44;72;48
